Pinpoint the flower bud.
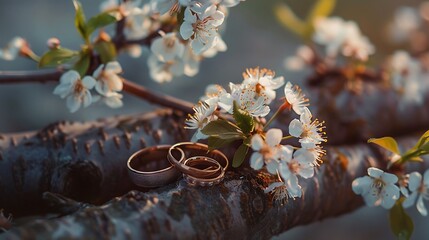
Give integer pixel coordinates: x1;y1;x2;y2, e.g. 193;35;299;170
47;38;60;49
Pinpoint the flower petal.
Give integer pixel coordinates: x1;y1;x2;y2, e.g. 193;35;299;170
251;134;264;151
265;128;282;147
180;22;194;40
417;194;427;216
264;182;284;193
352;176;372;195
367;167;383;178
250;152;263;170
403;192;418;208
266;160;279;175
82;76;96;89
289;119;303;137
381;172;399;184
298;163;314;179
66;95;81;113
408;171;422;191
380;184;400;209
105;61;122;73
279;162;291;180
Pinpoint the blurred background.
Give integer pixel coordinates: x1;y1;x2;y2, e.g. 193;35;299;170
0;0;428;239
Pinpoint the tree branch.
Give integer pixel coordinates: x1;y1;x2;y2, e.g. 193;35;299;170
1;131;426;239
0;69;194;114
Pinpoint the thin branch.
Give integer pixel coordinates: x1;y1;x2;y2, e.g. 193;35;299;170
122;79;193;113
0;69;62;84
0;69;194;113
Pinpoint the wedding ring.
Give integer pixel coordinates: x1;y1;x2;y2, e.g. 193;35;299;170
127;145;184;188
168;142;229;178
184;156;223;178
182;156;226;186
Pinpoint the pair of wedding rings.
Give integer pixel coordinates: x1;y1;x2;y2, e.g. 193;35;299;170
127;142;229;188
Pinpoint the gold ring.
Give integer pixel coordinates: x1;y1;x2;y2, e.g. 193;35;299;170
182;156;226;186
127;145;184;188
168;142;229;178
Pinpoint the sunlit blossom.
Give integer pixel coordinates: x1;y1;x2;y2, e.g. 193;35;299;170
180;5;225;54
185;102;218;142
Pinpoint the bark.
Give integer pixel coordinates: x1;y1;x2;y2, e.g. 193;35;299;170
1;136;426;239
0;109;189;216
278;76;429;145
0;74;428;238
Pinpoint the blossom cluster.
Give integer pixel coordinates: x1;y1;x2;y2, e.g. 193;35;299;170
285;16;375;71
53;62;123;112
185;67;326;202
387;50;427;107
353;167;429;216
99;0;244;83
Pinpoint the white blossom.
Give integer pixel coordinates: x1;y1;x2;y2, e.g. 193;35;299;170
283;82;309;115
100;0;142;16
278;147;315;182
341;22;375;61
53;70;96;113
180;5;225;54
242;67;285;104
124;5;153;40
147;54;185;83
289;108;325;149
150;31;185;62
390;7;420;43
0;37;26;61
403;170;429;216
219;0;245;7
185;102;217;142
284;45;314;71
93;91;124;108
221;83;270;117
352;167;400;209
93;61;123;95
123;44;143;58
313;17;374;61
313;17;347;57
200;84;229;108
182;45;201;76
201;34;227;58
388;51;425;105
150;0;179;15
250;129;283;171
264;178;302;204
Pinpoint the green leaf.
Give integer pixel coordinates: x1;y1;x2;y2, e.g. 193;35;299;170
86;12;117;36
419;141;429;152
232;144;249;168
306;0;336;25
94;40;117;63
408;156;424;162
368;137;400;155
207;137;237;150
389;199;413;240
274;3;307;38
73;52;90;77
38;48;79;68
233;101;254;135
201;119;244;140
416;130;429;149
73;0;88;41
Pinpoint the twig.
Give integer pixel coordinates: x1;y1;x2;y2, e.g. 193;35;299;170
122;79;193;113
0;69;194;113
